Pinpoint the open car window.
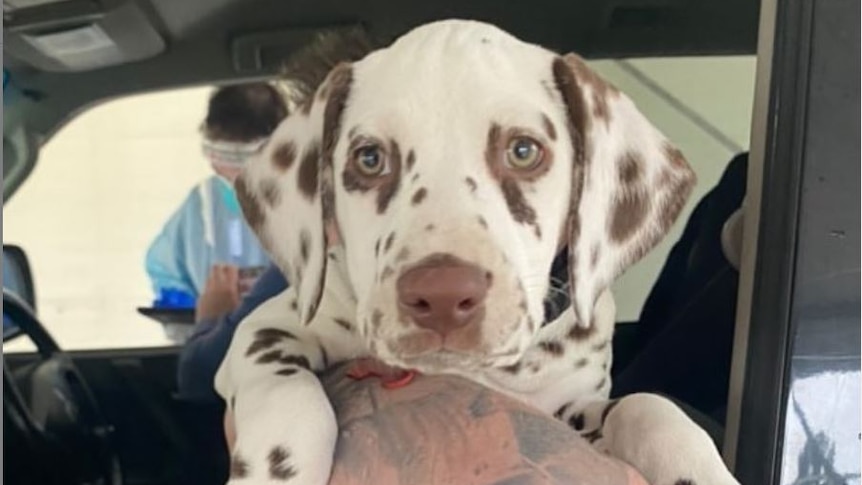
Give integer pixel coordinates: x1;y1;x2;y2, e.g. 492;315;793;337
2;55;755;352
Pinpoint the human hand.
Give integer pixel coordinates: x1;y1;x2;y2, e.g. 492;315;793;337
195;264;240;322
224;362;650;485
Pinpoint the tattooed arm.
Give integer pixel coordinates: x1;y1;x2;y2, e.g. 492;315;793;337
227;362;648;485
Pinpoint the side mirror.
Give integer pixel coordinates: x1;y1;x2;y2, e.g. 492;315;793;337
3;244;36;311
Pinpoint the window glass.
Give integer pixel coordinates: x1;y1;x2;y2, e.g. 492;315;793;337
4;86;214;351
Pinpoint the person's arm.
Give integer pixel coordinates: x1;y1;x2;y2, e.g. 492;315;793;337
145;190;201;297
176;264;288;402
224;365;649;485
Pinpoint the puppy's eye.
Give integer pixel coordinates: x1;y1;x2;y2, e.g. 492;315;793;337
505;137;543;169
353;145;388;176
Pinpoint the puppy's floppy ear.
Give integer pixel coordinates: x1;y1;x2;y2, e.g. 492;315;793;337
235;63;353;325
553;54;696;328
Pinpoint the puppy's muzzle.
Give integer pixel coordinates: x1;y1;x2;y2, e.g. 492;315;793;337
396;254;491;337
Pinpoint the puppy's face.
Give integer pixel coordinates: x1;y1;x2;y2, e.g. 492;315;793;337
331;27;570;372
237;20;696;374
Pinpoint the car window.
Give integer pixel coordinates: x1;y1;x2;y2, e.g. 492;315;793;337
4;86;215;352
2;56;755;352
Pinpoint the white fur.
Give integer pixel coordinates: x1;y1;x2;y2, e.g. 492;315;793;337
215;19;739;485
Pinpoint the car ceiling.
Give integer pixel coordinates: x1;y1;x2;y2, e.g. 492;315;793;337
3;0;761;144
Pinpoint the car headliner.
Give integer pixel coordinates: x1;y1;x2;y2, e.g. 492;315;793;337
2;0;760;197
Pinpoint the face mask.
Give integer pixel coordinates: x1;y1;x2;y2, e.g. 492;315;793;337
202;137;267;171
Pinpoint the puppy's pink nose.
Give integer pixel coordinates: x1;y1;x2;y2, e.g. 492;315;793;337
396;256;490;336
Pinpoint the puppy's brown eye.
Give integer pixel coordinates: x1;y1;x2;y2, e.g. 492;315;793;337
353;145;388;176
506;137;543;169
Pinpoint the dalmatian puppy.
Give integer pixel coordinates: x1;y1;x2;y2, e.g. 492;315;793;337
215;19;741;485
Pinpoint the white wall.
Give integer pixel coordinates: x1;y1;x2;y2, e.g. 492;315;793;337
3;56;755;351
4;86;214;350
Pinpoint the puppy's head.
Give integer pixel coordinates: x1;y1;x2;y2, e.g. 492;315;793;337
237;20;696;373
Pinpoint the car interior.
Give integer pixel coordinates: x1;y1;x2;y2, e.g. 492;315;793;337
3;0;857;485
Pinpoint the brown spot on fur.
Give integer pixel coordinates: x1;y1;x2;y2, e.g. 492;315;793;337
663;142;689;170
500;362;521;374
575;358;588;368
485;123;503;165
246;328;298;357
380;266;394;281
553;405;569;419
657;147;697;234
371;309;383;329
618;151;642;185
230;454;250;478
553;56;590;164
538;340;564;356
259;179;281;208
322;64;352;158
411;173;419;183
298;141;321;200
657;168;675;189
272;142;297;172
555;58;594;323
317;66;352;287
384;232;396;253
341;166;368;193
567;322;596;341
568;413;585;430
566;54;618;126
594;376;607;391
333;318;353;332
583;428;603;443
609;191;650;243
485;124;543;233
374;238;381;256
590;243;601;269
477;216;488;229
275;368;298;377
500;178;539;228
255;351;310;370
424;223;435;232
377;139;403;214
406;149;416;172
290;300;298;311
268;446;297;480
541;113;557;141
299;230;311;263
465;177;478;192
395;247;410;263
235;175;265;234
411;187;427;205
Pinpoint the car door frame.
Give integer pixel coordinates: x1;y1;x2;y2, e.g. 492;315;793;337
722;0;860;483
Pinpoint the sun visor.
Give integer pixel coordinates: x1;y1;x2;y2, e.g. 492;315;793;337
3;0;164;72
